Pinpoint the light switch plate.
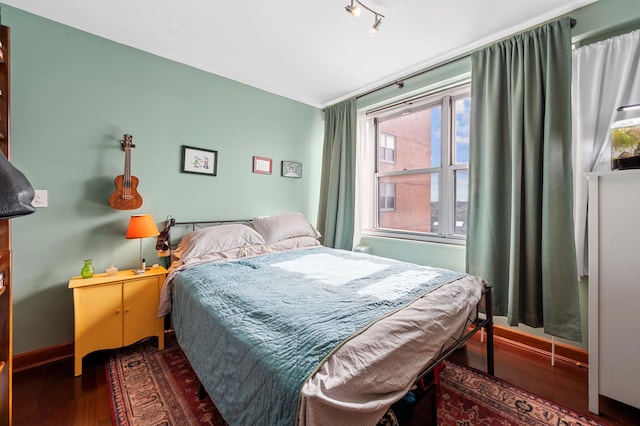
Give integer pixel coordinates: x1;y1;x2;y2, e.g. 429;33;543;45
33;189;48;207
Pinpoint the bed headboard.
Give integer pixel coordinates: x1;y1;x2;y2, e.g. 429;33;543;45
167;219;252;250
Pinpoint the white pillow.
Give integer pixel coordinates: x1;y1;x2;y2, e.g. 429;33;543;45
265;236;321;252
252;213;321;244
173;223;265;263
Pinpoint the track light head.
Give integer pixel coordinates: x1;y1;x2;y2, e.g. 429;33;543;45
345;1;361;17
369;16;383;36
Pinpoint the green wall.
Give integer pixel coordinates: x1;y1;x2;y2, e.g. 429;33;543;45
2;6;324;354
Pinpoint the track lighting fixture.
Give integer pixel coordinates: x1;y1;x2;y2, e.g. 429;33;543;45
345;0;385;36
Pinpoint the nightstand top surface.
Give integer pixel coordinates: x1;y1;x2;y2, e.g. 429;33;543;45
68;266;168;288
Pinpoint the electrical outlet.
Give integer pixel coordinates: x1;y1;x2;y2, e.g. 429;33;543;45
33;189;48;208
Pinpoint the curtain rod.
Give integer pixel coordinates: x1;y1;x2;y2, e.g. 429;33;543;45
365;81;470;116
356;17;577;100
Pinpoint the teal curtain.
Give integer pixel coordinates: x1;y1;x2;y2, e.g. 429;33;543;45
466;18;581;341
317;98;356;249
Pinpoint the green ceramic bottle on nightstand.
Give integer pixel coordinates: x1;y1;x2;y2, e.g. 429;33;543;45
81;259;95;278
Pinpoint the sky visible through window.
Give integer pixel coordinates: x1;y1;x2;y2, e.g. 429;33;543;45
456;98;470;164
429;97;470;201
456;98;470;201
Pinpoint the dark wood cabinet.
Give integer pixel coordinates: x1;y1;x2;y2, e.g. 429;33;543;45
0;251;9;426
0;24;13;426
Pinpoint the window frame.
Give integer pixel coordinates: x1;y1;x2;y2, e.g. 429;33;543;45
365;83;470;245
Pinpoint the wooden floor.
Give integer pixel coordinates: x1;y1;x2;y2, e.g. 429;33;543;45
12;334;640;425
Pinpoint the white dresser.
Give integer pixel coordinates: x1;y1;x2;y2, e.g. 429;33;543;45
586;170;640;414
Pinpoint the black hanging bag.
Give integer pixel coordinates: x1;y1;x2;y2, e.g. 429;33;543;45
0;152;35;219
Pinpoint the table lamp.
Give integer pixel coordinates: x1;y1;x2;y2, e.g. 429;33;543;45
126;214;159;273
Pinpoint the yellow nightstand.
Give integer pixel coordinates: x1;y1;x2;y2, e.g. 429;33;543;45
68;266;167;376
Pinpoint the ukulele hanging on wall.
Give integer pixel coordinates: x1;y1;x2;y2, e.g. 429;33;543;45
109;134;143;210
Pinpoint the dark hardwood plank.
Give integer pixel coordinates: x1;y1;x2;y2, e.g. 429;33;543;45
13;350;111;426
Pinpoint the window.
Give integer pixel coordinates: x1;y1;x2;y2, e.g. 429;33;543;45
379;133;396;163
379;182;396;211
369;85;470;243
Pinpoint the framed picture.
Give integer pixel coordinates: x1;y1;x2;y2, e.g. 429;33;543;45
281;160;302;178
253;156;272;174
182;146;217;176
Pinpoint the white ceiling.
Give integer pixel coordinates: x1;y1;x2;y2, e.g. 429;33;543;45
3;0;597;108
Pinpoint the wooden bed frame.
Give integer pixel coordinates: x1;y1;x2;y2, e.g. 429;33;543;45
163;218;495;423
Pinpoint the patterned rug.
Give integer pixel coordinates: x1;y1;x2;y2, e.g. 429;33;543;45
106;333;605;425
437;362;605;426
106;334;224;425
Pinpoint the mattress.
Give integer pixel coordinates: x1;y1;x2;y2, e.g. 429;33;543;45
167;246;484;426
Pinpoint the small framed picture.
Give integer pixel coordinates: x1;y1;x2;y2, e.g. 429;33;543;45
281;161;302;178
253;156;272;174
182;146;217;176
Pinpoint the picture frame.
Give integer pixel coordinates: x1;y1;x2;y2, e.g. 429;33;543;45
182;146;217;176
253;156;272;174
281;160;302;178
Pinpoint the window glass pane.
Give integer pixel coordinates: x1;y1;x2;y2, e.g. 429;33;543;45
379;133;396;163
377;106;441;172
454;97;470;165
430;173;440;234
377;173;439;233
454;170;468;235
431;107;441;167
378;181;396;211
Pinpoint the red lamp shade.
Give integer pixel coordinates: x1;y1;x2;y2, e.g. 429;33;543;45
126;214;160;269
126;214;159;239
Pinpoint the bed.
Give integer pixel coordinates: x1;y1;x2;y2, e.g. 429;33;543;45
157;213;494;426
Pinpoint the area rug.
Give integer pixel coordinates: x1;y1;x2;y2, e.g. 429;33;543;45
437;362;605;426
106;334;224;425
107;333;605;425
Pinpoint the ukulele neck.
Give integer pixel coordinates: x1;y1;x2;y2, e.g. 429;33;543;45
121;134;135;199
123;149;131;188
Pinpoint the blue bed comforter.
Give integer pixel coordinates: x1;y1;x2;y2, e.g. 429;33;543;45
171;246;465;426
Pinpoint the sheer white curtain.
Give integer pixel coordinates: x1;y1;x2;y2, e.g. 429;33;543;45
353;112;374;248
572;29;640;276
